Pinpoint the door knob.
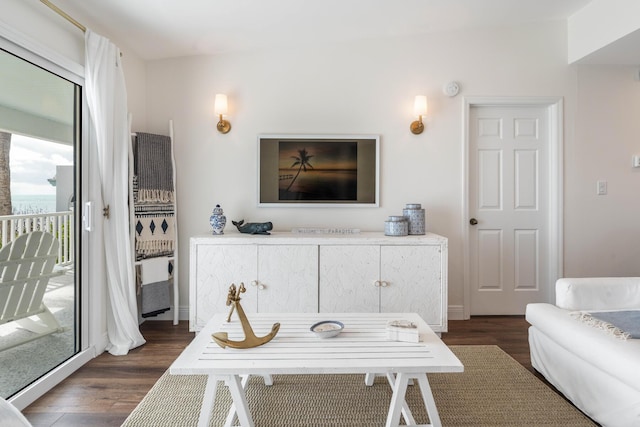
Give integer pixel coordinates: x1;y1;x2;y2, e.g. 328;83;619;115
470;218;478;225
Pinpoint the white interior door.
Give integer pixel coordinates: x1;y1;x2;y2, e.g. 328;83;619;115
468;104;552;314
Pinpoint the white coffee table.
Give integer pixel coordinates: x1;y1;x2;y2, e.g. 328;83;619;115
170;312;463;427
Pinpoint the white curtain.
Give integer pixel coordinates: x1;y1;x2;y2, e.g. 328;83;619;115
85;30;145;355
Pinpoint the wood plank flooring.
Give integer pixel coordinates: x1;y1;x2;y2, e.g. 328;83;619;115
23;316;540;427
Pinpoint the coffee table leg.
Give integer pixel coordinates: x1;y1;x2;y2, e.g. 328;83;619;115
415;374;442;427
223;375;246;426
386;372;411;426
198;376;219;427
223;375;270;426
385;373;416;425
225;375;255;427
365;373;376;386
386;373;441;427
263;374;273;386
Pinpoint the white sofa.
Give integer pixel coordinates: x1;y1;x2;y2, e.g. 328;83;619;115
526;277;640;427
0;397;32;426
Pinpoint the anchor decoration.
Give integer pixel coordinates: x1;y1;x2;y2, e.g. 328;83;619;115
212;283;280;349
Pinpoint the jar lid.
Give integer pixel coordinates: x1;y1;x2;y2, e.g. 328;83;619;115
212;204;224;214
405;203;422;209
387;215;407;222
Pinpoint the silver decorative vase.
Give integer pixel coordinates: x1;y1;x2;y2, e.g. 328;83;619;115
210;204;227;235
385;216;408;236
403;203;425;235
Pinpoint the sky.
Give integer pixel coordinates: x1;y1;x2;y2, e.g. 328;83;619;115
9;134;73;196
278;141;357;171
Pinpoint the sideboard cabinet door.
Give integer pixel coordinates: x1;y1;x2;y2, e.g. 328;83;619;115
318;245;380;313
318;243;446;332
380;245;443;328
191;244;257;330
256;245;318;313
190;243;319;331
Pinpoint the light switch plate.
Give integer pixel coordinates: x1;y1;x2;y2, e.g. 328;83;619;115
633;155;640;168
597;180;607;195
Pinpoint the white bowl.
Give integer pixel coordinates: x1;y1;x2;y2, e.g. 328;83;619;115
310;320;344;338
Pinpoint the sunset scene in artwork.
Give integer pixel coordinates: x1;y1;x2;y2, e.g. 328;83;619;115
278;141;357;201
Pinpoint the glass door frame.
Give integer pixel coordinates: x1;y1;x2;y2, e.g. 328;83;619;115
0;24;94;410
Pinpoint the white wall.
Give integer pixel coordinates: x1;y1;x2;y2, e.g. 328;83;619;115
145;22;580;314
566;66;640;276
568;0;640;63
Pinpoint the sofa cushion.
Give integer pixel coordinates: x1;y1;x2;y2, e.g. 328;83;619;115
556;277;640;311
526;303;640;393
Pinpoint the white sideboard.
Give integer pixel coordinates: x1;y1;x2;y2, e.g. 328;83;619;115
189;231;448;333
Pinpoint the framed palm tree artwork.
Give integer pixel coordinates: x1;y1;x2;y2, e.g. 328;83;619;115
258;134;379;207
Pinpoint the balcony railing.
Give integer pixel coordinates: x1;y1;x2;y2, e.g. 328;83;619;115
0;211;75;267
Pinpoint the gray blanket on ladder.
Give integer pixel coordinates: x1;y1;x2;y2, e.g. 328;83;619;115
137;260;174;318
133;132;176;260
134;132;174;203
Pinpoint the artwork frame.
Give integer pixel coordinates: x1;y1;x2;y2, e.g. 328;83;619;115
258;134;380;207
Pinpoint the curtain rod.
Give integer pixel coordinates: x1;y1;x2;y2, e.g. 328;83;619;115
40;0;86;33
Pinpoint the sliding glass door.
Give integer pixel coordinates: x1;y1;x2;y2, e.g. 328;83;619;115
0;46;82;400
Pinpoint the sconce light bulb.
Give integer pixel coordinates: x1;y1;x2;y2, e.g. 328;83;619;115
411;95;427;134
414;95;428;117
214;94;228;115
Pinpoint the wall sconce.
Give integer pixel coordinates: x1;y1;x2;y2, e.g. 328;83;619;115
410;95;427;135
214;93;231;134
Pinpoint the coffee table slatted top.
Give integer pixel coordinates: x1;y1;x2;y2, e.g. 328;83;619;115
171;313;463;376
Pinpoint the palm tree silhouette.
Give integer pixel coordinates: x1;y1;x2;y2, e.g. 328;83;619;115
286;148;314;192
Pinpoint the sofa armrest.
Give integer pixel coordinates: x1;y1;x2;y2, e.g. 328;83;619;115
556;277;640;311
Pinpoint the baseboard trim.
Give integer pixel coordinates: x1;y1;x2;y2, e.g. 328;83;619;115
448;305;467;320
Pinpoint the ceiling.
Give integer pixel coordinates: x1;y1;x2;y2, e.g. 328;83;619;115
0;49;75;144
58;0;597;61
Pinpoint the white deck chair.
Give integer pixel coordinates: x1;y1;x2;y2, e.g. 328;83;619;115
0;231;65;351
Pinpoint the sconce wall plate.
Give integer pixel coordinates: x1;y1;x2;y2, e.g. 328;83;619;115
410;120;424;134
217;116;231;134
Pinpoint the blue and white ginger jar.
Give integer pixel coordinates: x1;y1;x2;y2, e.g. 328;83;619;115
210;204;227;235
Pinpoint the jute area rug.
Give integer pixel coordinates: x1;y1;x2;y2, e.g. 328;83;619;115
122;345;596;426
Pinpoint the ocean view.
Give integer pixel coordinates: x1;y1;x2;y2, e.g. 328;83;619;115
11;195;56;215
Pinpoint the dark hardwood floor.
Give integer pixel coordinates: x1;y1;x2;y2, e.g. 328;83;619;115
23;316;539;427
